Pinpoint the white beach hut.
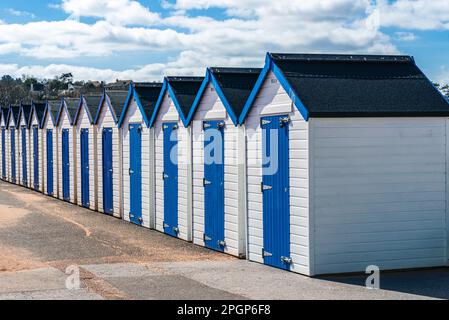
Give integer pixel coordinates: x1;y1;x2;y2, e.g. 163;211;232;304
56;98;80;203
0;107;8;180
27;101;46;192
18;103;32;188
74;94;102;210
94;90;128;217
7;106;20;184
239;53;449;276
185;68;261;257
117;82;163;227
149;76;204;241
40;101;59;197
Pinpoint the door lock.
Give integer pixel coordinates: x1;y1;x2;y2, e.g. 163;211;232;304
173;227;179;234
280;256;293;264
218;240;226;247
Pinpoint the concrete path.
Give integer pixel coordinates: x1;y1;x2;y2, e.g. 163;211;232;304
0;181;448;300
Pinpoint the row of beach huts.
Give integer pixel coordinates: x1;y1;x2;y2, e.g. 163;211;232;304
1;53;449;276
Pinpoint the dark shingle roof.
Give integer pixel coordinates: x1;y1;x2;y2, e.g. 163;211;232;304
63;98;81;123
210;67;262;119
21;104;32;126
32;101;47;125
47;100;61;124
269;53;449;117
106;90;129;121
82;94;102;123
133;83;163;121
166;77;204;119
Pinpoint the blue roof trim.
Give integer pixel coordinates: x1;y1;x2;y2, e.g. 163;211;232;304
117;84;151;128
238;52;310;123
40;101;55;129
166;83;189;127
185;71;210;126
149;80;168;127
74;95;93;125
117;85;134;128
94;91;118;125
209;71;238;125
238;54;272;123
54;98;65;126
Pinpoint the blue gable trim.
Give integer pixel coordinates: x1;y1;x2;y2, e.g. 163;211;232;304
94;91;118;125
74;95;93;125
209;71;238;125
54;98;65;126
238;53;310;123
185;71;210;126
117;84;151;128
167;83;189;127
117;85;134;128
149;80;168;128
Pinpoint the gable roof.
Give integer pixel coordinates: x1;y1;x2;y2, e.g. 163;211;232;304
30;101;47;128
19;103;32;127
187;67;262;125
117;82;164;128
95;90;129;124
56;98;81;125
240;53;449;122
8;105;21;127
0;107;6;126
150;76;204;127
41;100;59;127
74;94;102;124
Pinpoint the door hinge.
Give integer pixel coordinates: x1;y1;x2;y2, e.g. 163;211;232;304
163;222;170;228
163;172;169;180
203;178;211;186
217;240;226;247
279;116;290;127
129;168;133;175
203;234;212;242
203;123;211;130
262;249;272;257
129;212;134;219
261;183;272;192
261;119;271;126
280;256;293;265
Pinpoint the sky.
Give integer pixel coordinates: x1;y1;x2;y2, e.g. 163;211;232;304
0;0;448;84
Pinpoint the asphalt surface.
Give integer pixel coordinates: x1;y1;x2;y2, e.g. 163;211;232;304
1;180;449;300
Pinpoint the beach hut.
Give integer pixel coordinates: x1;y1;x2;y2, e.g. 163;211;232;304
186;68;261;256
0;107;8;180
41;101;60;197
149;76;204;241
27;101;46;192
94;89;128;217
18;103;32;187
117;82;163;227
7;106;20;184
239;53;449;276
56;98;80;203
74;94;102;210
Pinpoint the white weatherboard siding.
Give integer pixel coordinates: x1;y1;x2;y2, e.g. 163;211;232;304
246;71;310;275
310;117;448;275
30;113;42;191
96;101;121;218
154;92;192;242
42;113;58;197
75;106;97;210
191;83;245;257
121;97;150;227
18;115;28;187
57;110;77;203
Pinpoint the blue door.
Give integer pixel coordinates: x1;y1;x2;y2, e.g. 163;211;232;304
80;129;90;208
46;130;54;196
21;127;27;185
102;128;113;215
11;128;16;183
33;126;39;190
62;129;70;201
1;128;5;179
163;123;179;237
129;124;142;225
203;120;225;251
261;115;291;270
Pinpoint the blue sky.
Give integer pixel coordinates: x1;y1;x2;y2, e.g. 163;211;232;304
0;0;447;84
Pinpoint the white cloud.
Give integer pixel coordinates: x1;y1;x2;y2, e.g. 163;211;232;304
4;8;36;19
437;67;449;85
0;0;446;81
394;31;417;41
